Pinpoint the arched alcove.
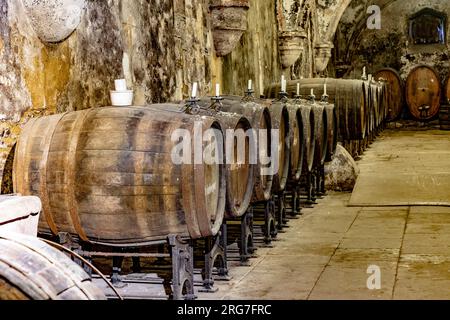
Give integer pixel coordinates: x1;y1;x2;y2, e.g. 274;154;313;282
409;8;447;45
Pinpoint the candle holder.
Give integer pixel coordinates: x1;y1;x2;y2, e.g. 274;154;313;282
321;94;329;103
210;95;224;112
184;97;201;115
242;88;255;102
294;94;302;101
279;91;289;102
308;93;316;104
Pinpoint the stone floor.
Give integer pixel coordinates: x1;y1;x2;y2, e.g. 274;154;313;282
198;130;450;300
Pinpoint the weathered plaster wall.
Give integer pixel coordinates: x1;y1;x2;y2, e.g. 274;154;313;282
334;0;450;81
0;0;327;192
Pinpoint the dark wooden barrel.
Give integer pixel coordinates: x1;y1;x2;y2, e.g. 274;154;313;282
13;107;226;245
0;233;105;300
265;79;367;141
374;68;403;122
297;102;316;173
406;65;441;120
323;101;338;162
213;96;274;203
260;100;291;193
147;102;254;219
312;104;328;168
286;102;305;181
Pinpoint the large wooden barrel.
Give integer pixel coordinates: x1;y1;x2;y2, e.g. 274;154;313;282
374;68;403;121
406;65;441;120
311;104;328;168
0;233;105;300
286;102;305;181
297;102;316;173
444;75;450;103
260;100;291;193
265;79;368;141
146;102;254;219
211;96;274;202
13;107;226;245
323;102;338;162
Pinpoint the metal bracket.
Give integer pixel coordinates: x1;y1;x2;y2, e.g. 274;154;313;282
200;224;229;292
168;235;196;301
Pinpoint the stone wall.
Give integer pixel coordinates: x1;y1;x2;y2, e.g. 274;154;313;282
0;0;327;193
334;0;450;82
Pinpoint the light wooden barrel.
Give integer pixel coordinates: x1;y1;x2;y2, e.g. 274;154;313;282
147;102;254;219
13;106;226;245
406;65;441;120
212;96;274;202
374;68;403;122
0;233;105;300
265;78;368;141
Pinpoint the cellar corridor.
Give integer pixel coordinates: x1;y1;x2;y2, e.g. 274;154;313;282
198;130;450;300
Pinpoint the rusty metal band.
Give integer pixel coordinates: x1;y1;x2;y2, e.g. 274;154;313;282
39;114;67;236
66;109;93;243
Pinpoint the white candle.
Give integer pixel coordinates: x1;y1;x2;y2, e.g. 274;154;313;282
363;67;367;78
215;83;220;97
115;79;127;91
297;83;300;96
281;76;286;92
311;89;314;96
192;82;198;98
324;84;327;96
248;80;253;91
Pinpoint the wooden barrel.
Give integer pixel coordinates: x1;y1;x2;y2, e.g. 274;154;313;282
210;96;274;202
265;78;367;141
286;102;305;181
13;107;226;245
406;65;441;120
297;102;316;173
374;68;403;122
260;100;291;193
323;101;338;162
0;232;105;300
311;104;328;168
444;75;450;103
147;102;254;219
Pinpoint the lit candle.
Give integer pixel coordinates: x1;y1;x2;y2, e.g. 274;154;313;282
297;83;300;96
311;89;314;96
281;75;286;92
192;82;198;98
215;83;220;97
324;84;327;96
248;80;253;91
363;67;367;78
